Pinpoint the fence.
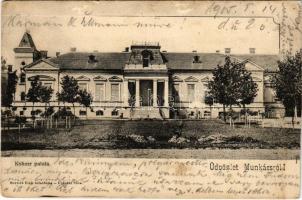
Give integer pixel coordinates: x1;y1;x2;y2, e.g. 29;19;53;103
1;116;77;132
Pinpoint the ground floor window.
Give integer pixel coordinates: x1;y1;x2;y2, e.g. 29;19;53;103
112;110;119;116
187;84;195;102
79;110;87;116
96;110;104;116
19;111;24;116
95;83;105;101
79;83;88;91
111;83;120;101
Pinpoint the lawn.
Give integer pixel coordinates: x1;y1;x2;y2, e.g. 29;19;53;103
1;119;300;151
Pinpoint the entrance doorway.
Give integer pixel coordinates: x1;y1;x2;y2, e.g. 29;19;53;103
140;80;153;106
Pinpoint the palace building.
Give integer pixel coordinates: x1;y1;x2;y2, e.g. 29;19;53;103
12;32;284;119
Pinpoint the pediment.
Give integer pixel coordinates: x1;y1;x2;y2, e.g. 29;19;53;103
28;75;55;81
244;60;264;71
93;75;107;81
185;76;199;82
172;76;183;82
200;76;210;82
76;75;90;81
24;59;59;71
109;76;123;82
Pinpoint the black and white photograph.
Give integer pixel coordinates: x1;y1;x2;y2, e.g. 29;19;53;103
1;1;301;160
1;1;301;198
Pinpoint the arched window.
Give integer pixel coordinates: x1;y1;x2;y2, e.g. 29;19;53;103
96;110;104;116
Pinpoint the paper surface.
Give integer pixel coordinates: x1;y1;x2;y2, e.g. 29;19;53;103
1;1;301;198
1;158;300;198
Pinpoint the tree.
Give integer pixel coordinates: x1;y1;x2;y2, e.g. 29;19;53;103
273;52;302;125
1;57;8;106
204;95;214;118
238;68;258;124
208;56;258;122
208;57;242;121
26;76;43;128
57;75;80;116
2;68;18;108
26;76;42;115
39;85;54;116
78;89;93;119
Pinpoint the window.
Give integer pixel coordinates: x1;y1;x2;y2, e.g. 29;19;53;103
193;55;201;63
172;84;180;102
96;110;104;116
21;61;26;66
31;111;35;116
95;83;105;101
187;84;195;102
20;73;26;83
112;110;119;116
79;110;87;116
44;83;52;89
142;50;151;67
20;111;24;116
79;83;88;91
111;84;120;101
21;92;26;101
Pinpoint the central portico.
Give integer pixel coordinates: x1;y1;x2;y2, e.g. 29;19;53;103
123;43;170;118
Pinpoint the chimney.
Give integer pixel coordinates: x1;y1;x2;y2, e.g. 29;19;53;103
70;47;76;52
216;50;220;53
225;48;231;54
192;50;197;53
93;50;98;53
249;48;255;54
124;47;129;52
56;52;60;57
162;50;167;53
40;50;48;58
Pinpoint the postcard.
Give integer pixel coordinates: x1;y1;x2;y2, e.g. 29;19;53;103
1;1;301;198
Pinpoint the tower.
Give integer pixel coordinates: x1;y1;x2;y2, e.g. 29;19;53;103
13;31;40;73
13;32;41;102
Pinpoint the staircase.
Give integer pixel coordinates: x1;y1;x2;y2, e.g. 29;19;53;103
130;107;164;119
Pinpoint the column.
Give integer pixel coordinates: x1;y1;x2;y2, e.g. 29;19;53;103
135;79;140;107
164;80;169;107
123;80;128;107
153;80;157;107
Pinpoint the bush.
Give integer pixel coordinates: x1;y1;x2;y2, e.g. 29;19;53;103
15;115;27;124
53;107;75;119
41;107;55;118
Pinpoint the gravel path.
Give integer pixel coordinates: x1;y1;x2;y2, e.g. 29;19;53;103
2;148;300;160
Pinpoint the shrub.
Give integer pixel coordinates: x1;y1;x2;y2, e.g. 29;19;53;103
53;107;75;119
15;115;27;124
41;107;55;118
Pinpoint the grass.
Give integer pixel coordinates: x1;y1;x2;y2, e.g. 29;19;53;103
1;119;300;150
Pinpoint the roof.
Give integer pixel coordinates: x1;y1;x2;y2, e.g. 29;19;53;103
162;53;226;70
49;52;131;70
24;58;59;69
231;54;279;71
47;52;280;72
18;32;36;49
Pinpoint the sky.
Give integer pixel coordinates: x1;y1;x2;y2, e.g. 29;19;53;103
1;1;301;65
